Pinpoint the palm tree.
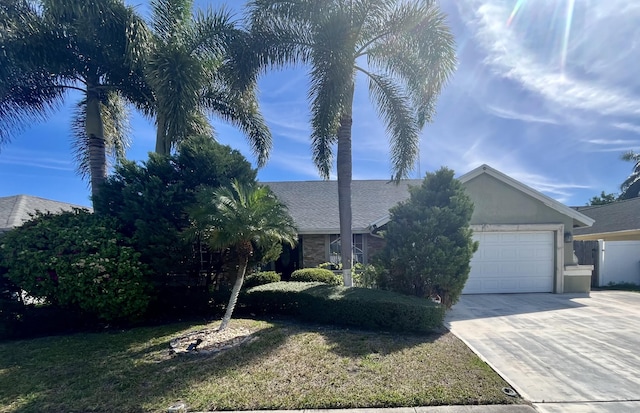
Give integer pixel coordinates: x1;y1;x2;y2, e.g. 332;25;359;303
620;150;640;200
0;0;150;202
143;0;271;166
248;0;456;285
189;180;297;331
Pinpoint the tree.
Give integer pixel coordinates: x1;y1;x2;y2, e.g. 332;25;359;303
0;0;150;202
587;191;617;206
248;0;456;286
142;0;271;162
93;135;256;282
620;150;640;200
376;167;477;308
188;180;297;331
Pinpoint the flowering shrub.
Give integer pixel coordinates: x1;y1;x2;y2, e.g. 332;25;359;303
0;210;152;322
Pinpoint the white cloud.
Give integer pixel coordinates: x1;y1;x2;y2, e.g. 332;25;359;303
484;105;558;124
613;123;640;135
461;0;640;117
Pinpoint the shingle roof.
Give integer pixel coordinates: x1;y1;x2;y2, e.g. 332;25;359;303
264;180;420;234
573;197;640;236
0;195;90;232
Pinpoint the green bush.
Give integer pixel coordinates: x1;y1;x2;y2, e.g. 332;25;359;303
290;268;342;285
0;210;152;322
243;271;281;289
376;167;477;308
243;281;444;333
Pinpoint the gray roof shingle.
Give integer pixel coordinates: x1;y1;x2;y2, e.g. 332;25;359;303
573;197;640;236
0;195;90;231
264;180;420;233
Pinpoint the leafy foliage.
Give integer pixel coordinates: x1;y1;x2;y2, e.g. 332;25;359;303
243;271;281;289
620;150;640;200
587;191;618;206
376;168;478;308
93;136;256;282
243;281;445;333
0;210;152;322
290;268;342;285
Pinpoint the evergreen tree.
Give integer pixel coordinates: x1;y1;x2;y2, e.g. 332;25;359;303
377;167;477;308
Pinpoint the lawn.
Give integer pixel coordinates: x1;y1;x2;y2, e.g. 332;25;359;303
0;318;523;413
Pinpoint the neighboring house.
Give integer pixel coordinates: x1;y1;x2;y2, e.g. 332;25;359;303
573;198;640;286
266;164;595;294
0;194;89;235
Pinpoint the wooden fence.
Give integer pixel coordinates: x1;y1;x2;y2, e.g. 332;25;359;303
573;240;599;287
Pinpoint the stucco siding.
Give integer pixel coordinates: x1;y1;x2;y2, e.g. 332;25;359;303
464;174;574;264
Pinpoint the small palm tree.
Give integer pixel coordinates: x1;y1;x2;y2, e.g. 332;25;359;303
189;180;297;331
620;150;640;200
248;0;456;286
143;0;271;164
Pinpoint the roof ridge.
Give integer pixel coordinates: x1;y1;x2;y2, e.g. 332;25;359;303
6;195;27;228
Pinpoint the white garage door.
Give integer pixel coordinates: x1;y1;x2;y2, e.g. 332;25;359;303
463;231;554;294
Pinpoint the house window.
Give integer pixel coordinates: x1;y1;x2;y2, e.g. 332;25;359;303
329;234;365;265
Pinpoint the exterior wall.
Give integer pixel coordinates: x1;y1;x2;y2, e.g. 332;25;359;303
301;234;326;268
463;174;574;265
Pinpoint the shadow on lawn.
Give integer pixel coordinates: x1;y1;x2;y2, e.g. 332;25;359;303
0;320;288;413
315;326;447;358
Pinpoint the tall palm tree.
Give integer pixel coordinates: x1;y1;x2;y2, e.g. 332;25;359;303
620;150;640;200
144;0;271;166
248;0;456;285
0;0;150;202
189;180;297;331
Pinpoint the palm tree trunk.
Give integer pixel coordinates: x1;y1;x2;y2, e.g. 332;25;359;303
219;254;249;331
337;83;355;287
155;112;170;155
85;86;107;204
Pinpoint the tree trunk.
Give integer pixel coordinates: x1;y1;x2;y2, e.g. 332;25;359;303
85;86;107;205
337;83;355;287
155;112;171;154
219;253;249;331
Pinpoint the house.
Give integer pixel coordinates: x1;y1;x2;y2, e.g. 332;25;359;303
573;198;640;286
265;164;595;294
0;194;89;235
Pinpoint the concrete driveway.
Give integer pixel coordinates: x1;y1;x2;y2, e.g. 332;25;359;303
446;291;640;413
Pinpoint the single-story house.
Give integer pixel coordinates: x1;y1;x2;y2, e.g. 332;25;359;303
0;194;89;235
266;164;595;294
573;198;640;286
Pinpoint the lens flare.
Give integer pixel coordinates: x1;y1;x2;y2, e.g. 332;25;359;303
560;0;576;74
507;0;526;27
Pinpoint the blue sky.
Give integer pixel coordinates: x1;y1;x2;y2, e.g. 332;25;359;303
2;0;640;208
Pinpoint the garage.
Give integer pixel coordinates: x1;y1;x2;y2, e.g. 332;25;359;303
462;231;555;294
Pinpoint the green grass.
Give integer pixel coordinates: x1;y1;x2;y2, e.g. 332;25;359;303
0;319;523;413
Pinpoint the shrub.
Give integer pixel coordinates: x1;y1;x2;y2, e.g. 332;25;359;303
290;268;342;285
0;210;152;322
376;167;478;308
243;281;444;333
243;271;281;289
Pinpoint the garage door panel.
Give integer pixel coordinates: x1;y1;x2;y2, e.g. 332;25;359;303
463;231;554;294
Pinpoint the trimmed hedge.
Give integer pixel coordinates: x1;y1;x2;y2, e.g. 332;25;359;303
243;282;444;333
243;271;281;289
290;268;342;285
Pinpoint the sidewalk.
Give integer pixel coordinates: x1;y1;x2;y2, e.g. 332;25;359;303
193;406;536;413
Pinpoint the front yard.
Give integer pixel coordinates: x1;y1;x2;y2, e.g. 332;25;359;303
0;318;523;413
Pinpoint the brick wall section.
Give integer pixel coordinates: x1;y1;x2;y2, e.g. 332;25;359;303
302;234;326;268
366;234;386;263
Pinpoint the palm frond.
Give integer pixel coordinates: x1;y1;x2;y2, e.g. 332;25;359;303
202;87;272;167
367;72;419;180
